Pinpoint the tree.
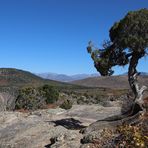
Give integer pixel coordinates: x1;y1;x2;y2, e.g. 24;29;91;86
41;84;59;104
87;9;148;112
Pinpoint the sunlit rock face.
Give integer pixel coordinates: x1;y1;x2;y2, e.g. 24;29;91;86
0;91;17;111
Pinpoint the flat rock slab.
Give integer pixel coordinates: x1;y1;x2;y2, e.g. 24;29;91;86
0;104;121;148
65;105;121;125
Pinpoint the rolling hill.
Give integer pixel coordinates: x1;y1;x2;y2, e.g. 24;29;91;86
1;68;147;90
0;68;73;88
71;75;148;89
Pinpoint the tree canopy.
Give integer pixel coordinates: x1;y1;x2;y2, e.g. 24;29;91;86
87;8;148;76
87;9;148;107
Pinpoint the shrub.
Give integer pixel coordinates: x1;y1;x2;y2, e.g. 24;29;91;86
15;87;46;110
15;85;59;110
77;96;89;104
41;85;59;104
60;99;72;110
115;124;148;147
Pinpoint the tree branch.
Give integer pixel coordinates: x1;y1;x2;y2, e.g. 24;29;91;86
126;53;132;58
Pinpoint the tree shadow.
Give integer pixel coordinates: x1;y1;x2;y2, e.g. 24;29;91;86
44;143;51;148
51;118;86;130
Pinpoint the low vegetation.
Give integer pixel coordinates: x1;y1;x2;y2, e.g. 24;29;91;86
115;124;148;147
41;84;59;104
15;85;59;110
60;99;73;110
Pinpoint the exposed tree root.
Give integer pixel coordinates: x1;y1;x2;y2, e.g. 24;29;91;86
81;101;147;134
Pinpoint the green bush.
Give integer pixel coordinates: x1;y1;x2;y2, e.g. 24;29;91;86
15;85;59;110
41;84;59;104
60;99;73;110
15;87;46;110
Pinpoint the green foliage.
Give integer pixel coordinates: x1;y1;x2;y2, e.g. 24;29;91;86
15;87;46;110
41;84;59;104
110;9;148;51
15;85;59;110
87;9;148;76
60;99;73;110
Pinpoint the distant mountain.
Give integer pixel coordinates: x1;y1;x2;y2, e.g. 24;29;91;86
36;73;99;82
121;72;148;76
140;72;148;76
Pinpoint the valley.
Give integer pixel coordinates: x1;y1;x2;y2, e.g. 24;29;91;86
0;68;147;147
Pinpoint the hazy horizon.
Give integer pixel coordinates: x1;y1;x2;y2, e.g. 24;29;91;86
0;0;148;75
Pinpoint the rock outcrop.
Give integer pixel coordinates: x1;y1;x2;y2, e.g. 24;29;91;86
0;89;17;111
0;104;121;148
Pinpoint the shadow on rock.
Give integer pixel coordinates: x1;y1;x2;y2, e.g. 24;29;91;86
51;118;86;130
44;143;51;148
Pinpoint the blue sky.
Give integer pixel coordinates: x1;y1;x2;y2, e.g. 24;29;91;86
0;0;147;75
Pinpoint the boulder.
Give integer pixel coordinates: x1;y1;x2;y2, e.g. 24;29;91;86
0;92;17;111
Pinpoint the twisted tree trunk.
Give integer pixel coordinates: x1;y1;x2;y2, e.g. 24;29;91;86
128;52;147;113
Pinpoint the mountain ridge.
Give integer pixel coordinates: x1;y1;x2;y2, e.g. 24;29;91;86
36;72;99;82
36;72;148;82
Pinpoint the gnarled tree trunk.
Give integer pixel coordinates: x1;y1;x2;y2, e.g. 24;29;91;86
128;52;147;113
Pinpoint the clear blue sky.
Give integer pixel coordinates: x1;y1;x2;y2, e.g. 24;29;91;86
0;0;147;75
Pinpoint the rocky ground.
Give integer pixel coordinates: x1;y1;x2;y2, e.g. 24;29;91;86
0;104;121;148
